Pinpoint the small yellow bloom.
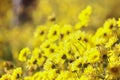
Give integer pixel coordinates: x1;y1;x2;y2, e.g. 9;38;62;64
47;24;60;41
30;48;46;66
75;6;92;29
85;47;100;63
45;43;58;57
27;57;38;68
37;56;46;66
0;74;11;80
11;67;22;80
54;49;68;64
41;42;58;59
40;39;52;50
107;63;120;78
18;47;31;62
109;53;118;63
84;65;96;76
47;69;58;80
44;59;56;70
69;57;83;72
103;18;117;30
34;25;47;39
60;24;73;40
31;48;42;59
117;18;120;27
105;35;118;48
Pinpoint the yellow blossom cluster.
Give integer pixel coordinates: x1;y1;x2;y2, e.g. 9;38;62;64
1;5;120;80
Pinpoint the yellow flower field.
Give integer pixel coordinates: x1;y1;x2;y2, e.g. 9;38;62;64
0;0;120;80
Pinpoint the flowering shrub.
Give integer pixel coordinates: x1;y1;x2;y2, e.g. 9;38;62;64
1;5;120;80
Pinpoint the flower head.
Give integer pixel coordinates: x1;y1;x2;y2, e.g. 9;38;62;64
18;47;31;62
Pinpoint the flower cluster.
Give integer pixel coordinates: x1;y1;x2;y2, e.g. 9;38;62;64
1;6;120;80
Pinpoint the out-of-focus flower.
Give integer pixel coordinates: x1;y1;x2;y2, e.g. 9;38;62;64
18;47;31;62
85;47;100;63
0;74;11;80
34;25;47;41
11;67;22;80
47;24;60;41
107;63;120;79
75;6;92;29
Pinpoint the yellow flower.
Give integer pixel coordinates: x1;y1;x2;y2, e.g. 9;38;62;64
69;57;83;72
54;49;68;64
31;48;42;59
18;47;31;62
113;44;120;57
30;48;46;67
117;18;120;27
67;30;88;56
109;53;118;63
92;19;117;46
40;39;52;50
41;42;58;59
27;57;38;68
60;24;73;40
103;18;117;30
0;74;11;80
11;67;22;80
85;47;100;63
34;25;47;41
47;69;58;80
46;43;58;56
43;59;56;70
84;65;96;78
38;57;46;67
92;27;111;45
105;35;118;48
47;24;60;41
107;62;120;78
70;30;85;41
75;6;92;29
